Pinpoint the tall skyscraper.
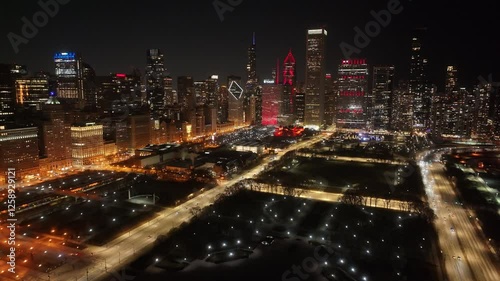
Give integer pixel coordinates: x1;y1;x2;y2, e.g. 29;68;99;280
295;92;306;124
262;81;283;125
82;62;97;110
282;49;296;116
336;59;368;130
145;49;166;118
177;76;195;115
393;80;413;132
245;33;258;125
227;76;244;126
15;74;50;110
409;29;431;130
304;28;327;128
40;96;72;171
217;85;229;124
255;86;263;125
441;66;461;135
1;64;28;126
324;74;336;126
54;52;84;104
206;75;219;109
372;66;395;131
473;82;493;138
246;33;257;86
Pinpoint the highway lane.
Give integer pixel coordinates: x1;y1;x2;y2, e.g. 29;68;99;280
419;151;500;281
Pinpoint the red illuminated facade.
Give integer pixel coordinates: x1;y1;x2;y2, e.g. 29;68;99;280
262;83;282;125
336;59;369;129
282;50;296;115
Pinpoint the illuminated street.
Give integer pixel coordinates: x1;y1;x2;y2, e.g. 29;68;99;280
43;133;328;280
419;151;500;281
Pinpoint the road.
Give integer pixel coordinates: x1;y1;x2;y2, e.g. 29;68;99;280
45;134;327;281
419;151;500;281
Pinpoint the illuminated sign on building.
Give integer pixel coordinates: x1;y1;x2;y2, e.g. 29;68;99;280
308;29;327;36
228;81;244;100
54;52;76;60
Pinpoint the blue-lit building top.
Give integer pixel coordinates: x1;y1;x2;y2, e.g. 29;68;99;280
54;52;76;60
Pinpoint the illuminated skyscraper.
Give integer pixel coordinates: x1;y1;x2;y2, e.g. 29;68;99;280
1;64;28;126
304;28;327;128
217;85;229;124
440;66;461;135
246;32;257;86
473;82;493;138
164;76;174;106
324;74;337;126
282;49;296;116
54;52;84;104
145;49;166;117
245;33;259;125
40;96;72;172
71;122;104;166
262;81;283;125
409;29;431;130
372;66;395;130
82;62;97;110
0;126;39;183
206;75;219;109
392;80;413;132
336;59;368;129
177;76;195;115
15;74;50;110
295;92;305;124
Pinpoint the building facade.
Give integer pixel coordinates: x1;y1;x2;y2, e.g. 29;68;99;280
372;66;395;131
71;123;104;166
304;28;327;128
54;52;84;104
0;127;40;183
145;49;166;118
336;59;368;130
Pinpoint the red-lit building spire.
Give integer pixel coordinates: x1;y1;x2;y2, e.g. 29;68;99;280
283;49;296;86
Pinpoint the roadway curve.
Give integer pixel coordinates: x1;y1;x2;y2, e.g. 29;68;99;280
418;150;500;281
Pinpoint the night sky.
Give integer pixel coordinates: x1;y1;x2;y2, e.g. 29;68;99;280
1;0;499;89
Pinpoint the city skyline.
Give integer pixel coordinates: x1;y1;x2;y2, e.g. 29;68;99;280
1;2;500;281
1;0;499;87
